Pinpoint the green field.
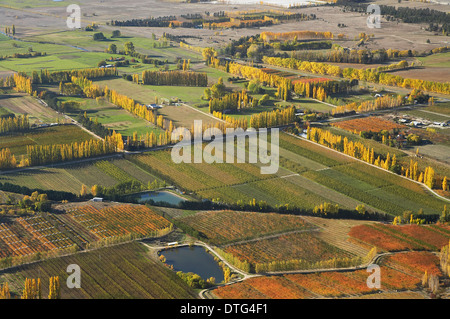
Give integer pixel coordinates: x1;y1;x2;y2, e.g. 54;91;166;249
0;242;197;299
91;77;219;129
23;29;201;60
0;125;96;156
0;157;160;193
0;38;79;58
0;51;125;73
415;144;450;165
287;97;335;113
129;132;447;215
14;29;202;73
0;0;73;8
417;51;450;68
61;96;164;137
302;160;446;215
0;93;65;124
0;33;10;42
129;145;336;210
94;77;206;106
427;102;450;116
0;29;194;74
0;106;13;117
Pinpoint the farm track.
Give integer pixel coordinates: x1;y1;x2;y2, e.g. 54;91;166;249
61;113;104;141
418;109;450;119
181;103;227;124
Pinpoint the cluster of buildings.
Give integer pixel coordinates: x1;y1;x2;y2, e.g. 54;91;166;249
397;117;448;128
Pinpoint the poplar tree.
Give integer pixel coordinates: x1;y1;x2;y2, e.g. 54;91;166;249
48;276;60;299
0;282;10;299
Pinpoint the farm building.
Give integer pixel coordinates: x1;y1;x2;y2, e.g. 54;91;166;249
395;134;407;147
167;242;178;246
410;121;423;127
147;104;163;109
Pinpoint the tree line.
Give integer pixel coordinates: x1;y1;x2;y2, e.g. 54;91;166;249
208;89;254;113
0;148;17;170
219;32;445;65
260;31;338;42
211;57;290;92
270;40;332;51
140;70;208;87
0;181;77;201
13;73;33;94
32;67;118;85
125;130;173;150
26;131;123;166
294;79;354;101
341;2;449;35
253;254;365;274
0;276;61;299
263;56;450;95
111;12;315;30
111;16;190;28
4;24;15;36
69;76;103;98
215;242;376;274
332;94;405;115
77;112;112;139
9;70;175;148
0;131;123;170
3;68;117;98
249;106;296;129
0;115;30;135
0;51;46;61
291;48;393;64
211;111;249;130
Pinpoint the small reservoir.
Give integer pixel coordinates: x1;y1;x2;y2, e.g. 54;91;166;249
135;190;186;205
160;246;225;283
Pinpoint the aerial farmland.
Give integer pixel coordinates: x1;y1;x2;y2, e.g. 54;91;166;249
0;0;449;313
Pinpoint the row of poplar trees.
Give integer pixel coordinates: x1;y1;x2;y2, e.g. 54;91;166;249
0;276;60;299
